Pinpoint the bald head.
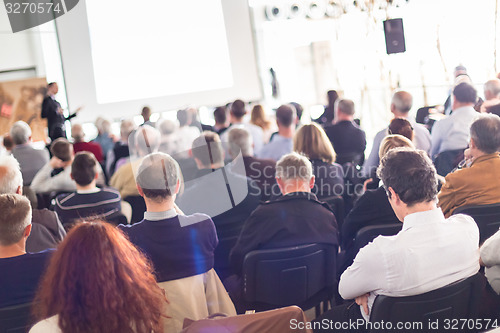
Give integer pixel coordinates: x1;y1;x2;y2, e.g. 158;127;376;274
391;91;413;115
484;79;500;101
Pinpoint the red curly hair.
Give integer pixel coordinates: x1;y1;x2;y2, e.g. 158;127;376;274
33;221;167;333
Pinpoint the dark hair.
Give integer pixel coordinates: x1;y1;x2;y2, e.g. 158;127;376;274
470;114;500;154
177;109;190;127
289;102;303;121
453;82;477;104
191;132;224;167
2;135;13;150
50;138;72;162
213;106;227;124
33;222;167;333
327;90;339;106
388;118;414;141
47;82;57;88
276;104;295;127
141;106;151;120
71;152;97;186
377;148;438;206
230;99;246;118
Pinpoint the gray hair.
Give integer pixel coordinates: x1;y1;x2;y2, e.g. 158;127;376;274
228;127;253;157
120;119;136;140
0;194;32;245
391;91;413;113
337;99;355;116
135;152;179;201
470;114;500;154
156;119;178;136
276;152;313;181
10;121;31;145
134;125;161;157
95;117;111;134
484;79;500;99
0;155;23;194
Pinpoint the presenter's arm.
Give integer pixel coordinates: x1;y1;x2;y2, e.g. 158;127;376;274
64;106;83;121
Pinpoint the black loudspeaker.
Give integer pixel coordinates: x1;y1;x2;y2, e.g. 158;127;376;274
383;18;406;54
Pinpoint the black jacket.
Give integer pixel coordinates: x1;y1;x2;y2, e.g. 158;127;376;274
229;192;339;275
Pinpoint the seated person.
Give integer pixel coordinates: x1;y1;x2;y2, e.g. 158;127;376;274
480;229;500;295
323;99;366;165
118;152;218;282
10;121;49;186
0;156;65;252
0;194;53;307
431;82;479;158
228;128;276;201
71;123;104;162
257;104;295;161
438;114;500;217
106;119;135;177
110;125;160;198
314;148;479;330
227;153;339;308
293;123;344;198
339;135;414;274
31;138;105;195
30;222;167;333
176;132;261;242
54;152;122;227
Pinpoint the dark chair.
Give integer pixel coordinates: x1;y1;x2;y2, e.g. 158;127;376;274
124;195;147;224
320;195;345;228
0;302;33;333
453;203;500;244
434;148;465;177
335;153;364;167
106;211;129;226
369;273;482;332
352;223;402;256
214;234;240;281
242;243;337;317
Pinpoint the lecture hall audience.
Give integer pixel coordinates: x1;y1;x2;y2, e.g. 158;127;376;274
257;104;295;161
362;91;431;178
71;123;104;162
438;114;500;217
0;194;53;308
54;152;122;227
0;155;65;252
106;118;135;176
314;148;479;331
30;222;168;333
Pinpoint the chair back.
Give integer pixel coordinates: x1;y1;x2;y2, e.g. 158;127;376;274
124;195;147;223
353;223;402;255
320;195;345;228
369;273;482;332
453;203;500;243
242;243;337;308
0;302;33;333
434;149;465;177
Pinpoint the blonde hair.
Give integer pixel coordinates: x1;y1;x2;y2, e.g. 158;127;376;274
379;134;415;159
293;123;336;164
250;105;271;130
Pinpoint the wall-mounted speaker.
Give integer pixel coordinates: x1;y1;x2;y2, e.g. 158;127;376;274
306;0;327;19
288;2;306;19
383;18;406;54
325;0;343;18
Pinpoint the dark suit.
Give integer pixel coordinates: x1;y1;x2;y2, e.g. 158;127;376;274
324;120;366;165
339;186;398;274
41;96;76;140
230;192;339;275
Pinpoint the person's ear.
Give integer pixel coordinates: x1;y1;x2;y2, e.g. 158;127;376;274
309;175;315;189
174;179;180;195
24;224;32;238
387;187;400;204
70;174;74;180
94;172;99;180
276;177;285;193
469;138;477;149
16;186;22;195
136;185;144;197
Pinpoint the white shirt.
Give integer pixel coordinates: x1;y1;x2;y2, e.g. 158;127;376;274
256;134;293;161
430;106;479;157
362;118;431;178
339;208;479;321
30;315;60;333
480;229;500;295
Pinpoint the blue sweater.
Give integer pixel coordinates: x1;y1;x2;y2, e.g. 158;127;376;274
119;213;218;282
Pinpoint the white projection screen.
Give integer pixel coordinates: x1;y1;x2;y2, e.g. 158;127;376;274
55;0;262;122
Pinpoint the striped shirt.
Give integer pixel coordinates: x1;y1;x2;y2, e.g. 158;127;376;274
54;187;121;226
